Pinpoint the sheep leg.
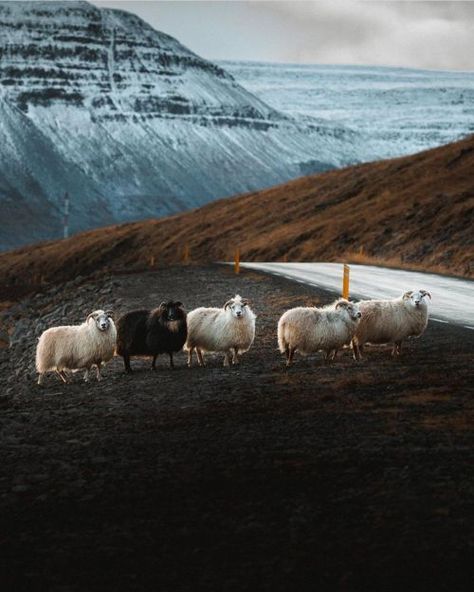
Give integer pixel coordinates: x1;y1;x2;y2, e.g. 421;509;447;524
196;349;205;367
352;340;362;361
56;370;68;383
232;347;239;365
325;349;337;362
187;347;194;367
83;367;91;382
37;373;45;386
223;351;232;367
123;353;132;374
286;347;296;367
169;352;174;369
392;341;402;357
95;363;102;382
151;354;158;371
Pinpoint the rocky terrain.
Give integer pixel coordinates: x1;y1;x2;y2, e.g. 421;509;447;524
0;0;360;249
0;133;472;291
0;265;473;591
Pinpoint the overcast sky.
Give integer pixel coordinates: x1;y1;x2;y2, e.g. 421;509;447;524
93;1;474;70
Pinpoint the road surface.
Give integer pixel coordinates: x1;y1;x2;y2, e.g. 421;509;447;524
240;262;474;328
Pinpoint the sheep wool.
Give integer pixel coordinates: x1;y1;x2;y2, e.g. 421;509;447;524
352;289;431;358
115;301;187;372
277;299;362;366
36;310;116;385
185;295;256;367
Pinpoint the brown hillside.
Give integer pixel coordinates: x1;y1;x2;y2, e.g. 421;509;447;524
1;135;473;294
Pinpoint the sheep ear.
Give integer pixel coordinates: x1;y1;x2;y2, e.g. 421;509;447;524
224;299;233;310
403;291;413;300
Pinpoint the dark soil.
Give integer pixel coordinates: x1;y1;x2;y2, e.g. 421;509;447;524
1;265;473;591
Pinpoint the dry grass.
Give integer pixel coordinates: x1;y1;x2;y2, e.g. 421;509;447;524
345;251;463;276
0;134;473;297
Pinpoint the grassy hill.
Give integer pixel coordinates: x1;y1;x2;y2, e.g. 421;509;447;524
1;134;473;297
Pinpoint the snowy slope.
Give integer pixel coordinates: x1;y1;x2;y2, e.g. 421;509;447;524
0;95;114;245
222;61;474;159
0;1;363;249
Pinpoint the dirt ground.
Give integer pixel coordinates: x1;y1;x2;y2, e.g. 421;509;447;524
0;265;473;591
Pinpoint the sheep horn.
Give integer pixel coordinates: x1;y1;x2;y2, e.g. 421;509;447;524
403;291;413;299
421;291;432;299
224;299;234;310
241;298;250;306
335;300;347;309
86;312;97;323
105;310;114;318
174;301;183;308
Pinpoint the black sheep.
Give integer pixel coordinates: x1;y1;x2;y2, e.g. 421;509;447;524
116;301;187;372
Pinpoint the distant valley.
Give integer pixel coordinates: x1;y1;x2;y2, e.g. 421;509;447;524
223;61;474;160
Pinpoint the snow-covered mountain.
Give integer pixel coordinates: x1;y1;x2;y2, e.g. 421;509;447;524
222;61;474;159
0;0;362;249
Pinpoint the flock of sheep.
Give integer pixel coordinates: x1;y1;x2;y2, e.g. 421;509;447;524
35;290;431;385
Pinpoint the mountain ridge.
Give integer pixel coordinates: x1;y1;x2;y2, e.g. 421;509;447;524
0;0;358;249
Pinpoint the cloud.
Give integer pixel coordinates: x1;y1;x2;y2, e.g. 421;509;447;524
93;1;474;70
268;1;474;69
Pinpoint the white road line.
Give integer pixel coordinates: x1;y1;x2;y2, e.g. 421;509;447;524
238;262;474;329
277;271;456;327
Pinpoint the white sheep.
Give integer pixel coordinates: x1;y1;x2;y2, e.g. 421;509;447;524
352;290;431;359
36;310;116;385
277;298;362;366
185;295;256;367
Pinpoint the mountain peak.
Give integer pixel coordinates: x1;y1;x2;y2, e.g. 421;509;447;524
0;0;354;249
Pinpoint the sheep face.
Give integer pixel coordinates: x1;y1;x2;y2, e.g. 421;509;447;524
159;301;185;322
336;300;362;321
403;290;431;309
224;295;250;319
87;310;114;332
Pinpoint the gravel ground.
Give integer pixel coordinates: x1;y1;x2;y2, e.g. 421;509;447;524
0;265;473;591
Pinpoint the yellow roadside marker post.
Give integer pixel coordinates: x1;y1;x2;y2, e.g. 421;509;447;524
342;264;350;299
183;243;190;265
234;248;240;274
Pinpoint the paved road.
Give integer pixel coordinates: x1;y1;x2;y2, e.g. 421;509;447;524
240;262;474;329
